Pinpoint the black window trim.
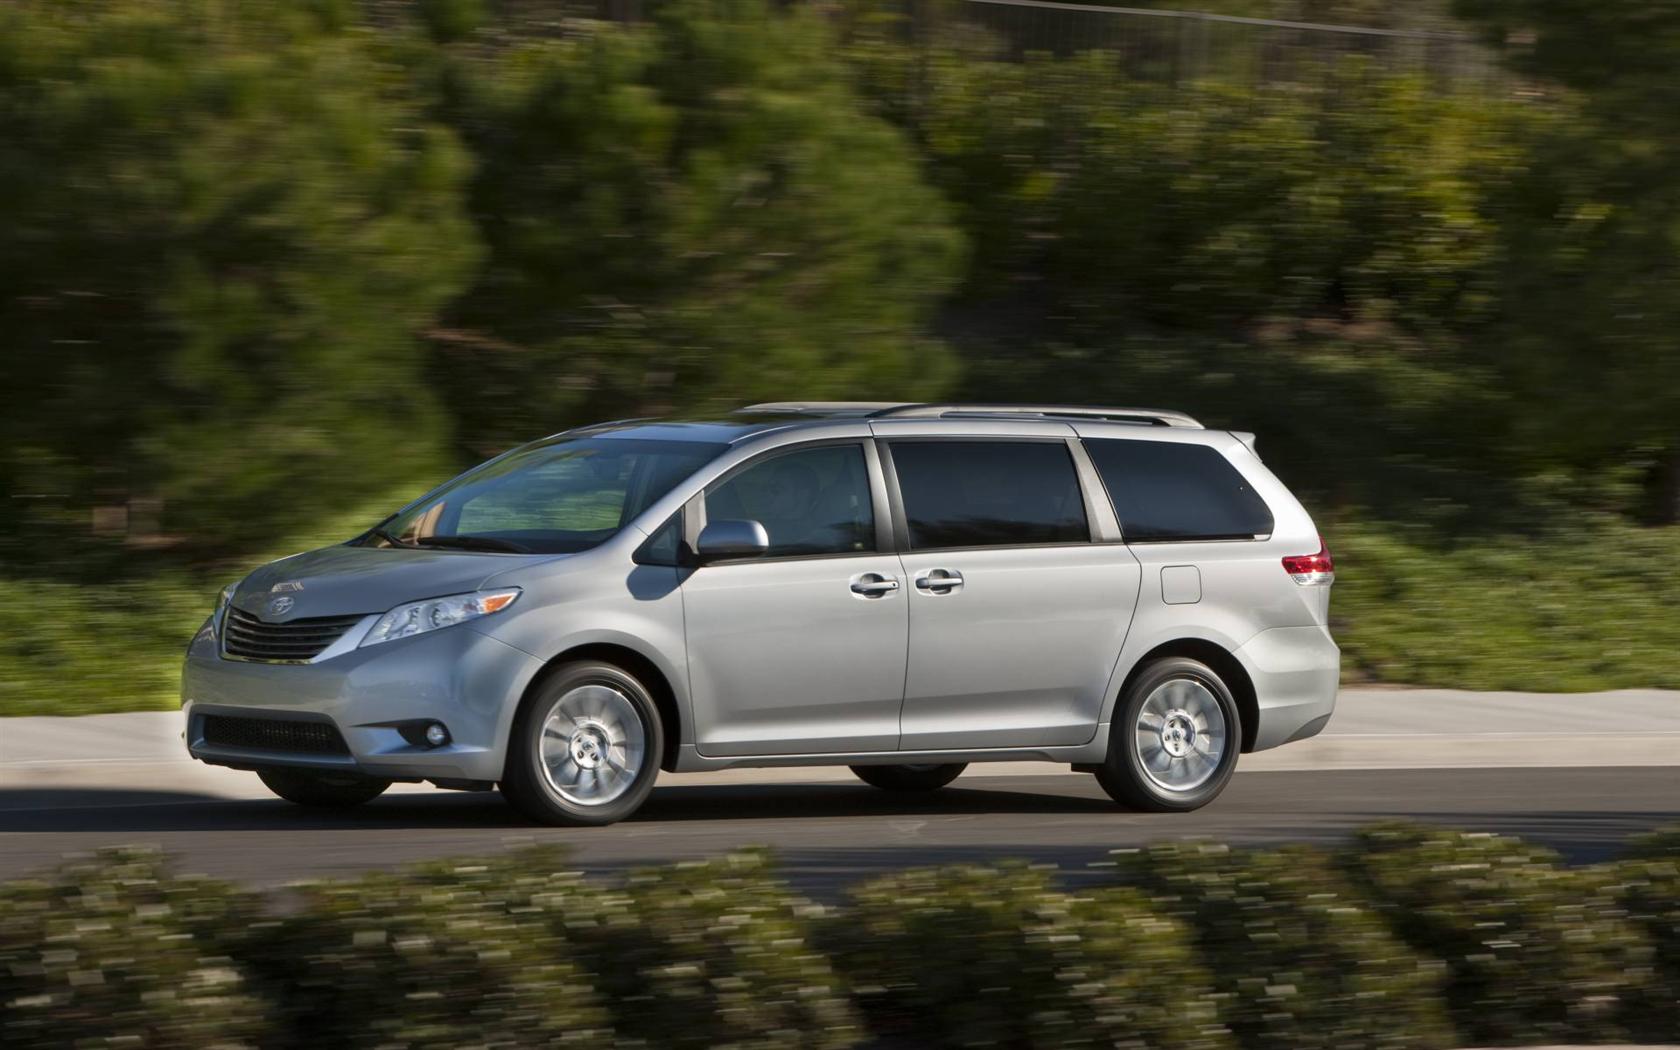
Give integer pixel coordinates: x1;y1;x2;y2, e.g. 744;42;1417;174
631;512;685;566
1079;436;1275;545
877;436;1105;555
680;437;895;567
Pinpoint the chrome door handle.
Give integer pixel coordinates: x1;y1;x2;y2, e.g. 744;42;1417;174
850;573;900;597
914;569;964;593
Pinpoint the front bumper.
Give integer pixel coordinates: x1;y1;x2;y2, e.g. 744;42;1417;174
1235;624;1341;752
182;618;545;782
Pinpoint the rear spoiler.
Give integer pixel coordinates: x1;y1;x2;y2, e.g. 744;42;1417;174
1229;431;1260;458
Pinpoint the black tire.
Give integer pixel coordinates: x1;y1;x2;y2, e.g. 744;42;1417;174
499;660;664;827
849;763;967;792
257;767;391;808
1095;656;1241;812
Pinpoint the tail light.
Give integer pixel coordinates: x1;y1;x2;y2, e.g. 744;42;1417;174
1282;537;1334;586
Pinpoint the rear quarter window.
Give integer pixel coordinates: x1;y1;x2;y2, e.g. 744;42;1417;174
1084;438;1274;542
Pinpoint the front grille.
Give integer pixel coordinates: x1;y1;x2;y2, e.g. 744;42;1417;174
223;607;366;661
201;714;350;755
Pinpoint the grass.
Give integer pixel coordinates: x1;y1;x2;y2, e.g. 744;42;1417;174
0;485;428;718
1331;520;1680;691
4;510;1678;717
0;581;208;718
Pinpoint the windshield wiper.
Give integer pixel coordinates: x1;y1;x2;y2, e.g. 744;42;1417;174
410;535;532;554
367;526;416;548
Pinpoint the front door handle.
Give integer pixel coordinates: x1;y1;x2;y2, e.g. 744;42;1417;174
914;569;964;594
850;573;900;598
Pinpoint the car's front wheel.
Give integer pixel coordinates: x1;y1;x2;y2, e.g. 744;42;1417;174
1095;656;1240;812
500;660;664;827
257;767;391;808
849;763;967;792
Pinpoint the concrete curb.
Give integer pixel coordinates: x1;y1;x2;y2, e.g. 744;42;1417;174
2;688;1675;807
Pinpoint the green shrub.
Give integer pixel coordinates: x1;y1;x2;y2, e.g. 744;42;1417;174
612;851;861;1048
1608;829;1680;1039
1343;823;1653;1045
1625;824;1680;860
830;862;1230;1049
406;848;862;1049
1112;841;1453;1050
0;847;270;1050
3;833;1674;1048
262;862;611;1049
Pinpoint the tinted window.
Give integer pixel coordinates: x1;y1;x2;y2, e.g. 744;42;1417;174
890;441;1089;550
1085;439;1274;541
706;444;875;557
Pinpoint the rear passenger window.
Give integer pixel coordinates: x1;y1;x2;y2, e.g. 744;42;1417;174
1084;439;1274;541
890;441;1089;550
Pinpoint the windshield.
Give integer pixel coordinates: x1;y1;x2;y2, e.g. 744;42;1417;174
368;437;725;555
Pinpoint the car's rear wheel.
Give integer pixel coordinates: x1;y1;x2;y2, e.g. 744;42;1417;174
1095;656;1240;812
500;660;663;827
257;767;391;808
850;763;967;792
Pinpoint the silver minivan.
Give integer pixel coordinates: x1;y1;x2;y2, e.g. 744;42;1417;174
183;403;1338;825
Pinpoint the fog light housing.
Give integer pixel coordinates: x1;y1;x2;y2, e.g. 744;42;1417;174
370;719;455;749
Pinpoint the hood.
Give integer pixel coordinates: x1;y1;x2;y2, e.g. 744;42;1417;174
233;544;540;621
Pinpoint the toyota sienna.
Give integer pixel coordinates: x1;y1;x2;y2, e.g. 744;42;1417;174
182;403;1339;825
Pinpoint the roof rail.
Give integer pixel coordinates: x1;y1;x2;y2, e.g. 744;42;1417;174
735;401;914;417
870;403;1203;428
733;402;1203;428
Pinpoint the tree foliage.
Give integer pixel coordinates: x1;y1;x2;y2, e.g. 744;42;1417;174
836;0;1680;522
0;0;478;560
2;0;1679;706
1453;1;1680;507
426;0;964;456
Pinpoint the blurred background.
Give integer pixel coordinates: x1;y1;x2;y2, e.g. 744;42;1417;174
2;0;1677;717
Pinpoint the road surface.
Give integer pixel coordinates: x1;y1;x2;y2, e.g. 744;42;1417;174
3;689;1676;894
3;766;1679;895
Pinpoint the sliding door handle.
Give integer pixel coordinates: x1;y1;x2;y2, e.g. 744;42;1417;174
850;573;900;597
914;569;964;593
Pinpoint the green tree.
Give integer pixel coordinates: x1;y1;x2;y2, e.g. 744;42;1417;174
0;0;478;564
421;0;965;457
1454;0;1680;520
835;16;1529;513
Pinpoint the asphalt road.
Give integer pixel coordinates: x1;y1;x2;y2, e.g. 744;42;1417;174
5;766;1676;896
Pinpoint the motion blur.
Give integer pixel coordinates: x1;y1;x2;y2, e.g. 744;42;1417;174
3;0;1679;715
5;7;1680;1048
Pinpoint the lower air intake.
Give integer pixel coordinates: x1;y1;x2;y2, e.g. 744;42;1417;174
200;714;351;756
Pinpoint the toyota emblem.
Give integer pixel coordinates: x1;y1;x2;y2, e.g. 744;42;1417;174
267;595;295;618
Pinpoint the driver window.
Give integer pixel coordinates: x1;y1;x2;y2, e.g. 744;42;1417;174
705;444;875;558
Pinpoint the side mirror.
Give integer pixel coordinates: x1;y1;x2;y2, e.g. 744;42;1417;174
695;519;770;562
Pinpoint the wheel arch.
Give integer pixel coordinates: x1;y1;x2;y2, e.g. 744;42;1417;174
1115;638;1260;753
517;642;685;772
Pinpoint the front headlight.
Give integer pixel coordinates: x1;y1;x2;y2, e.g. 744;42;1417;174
361;589;521;648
